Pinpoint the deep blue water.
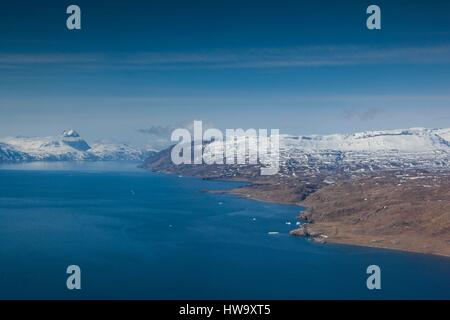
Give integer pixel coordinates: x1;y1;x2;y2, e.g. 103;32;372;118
0;162;449;299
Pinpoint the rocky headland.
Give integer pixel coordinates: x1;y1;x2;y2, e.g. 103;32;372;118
143;128;450;256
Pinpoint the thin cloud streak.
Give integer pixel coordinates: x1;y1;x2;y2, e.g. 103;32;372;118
1;45;450;72
2;94;450;105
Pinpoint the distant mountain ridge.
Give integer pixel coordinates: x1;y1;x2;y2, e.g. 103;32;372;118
0;130;155;163
144;127;450;177
282;127;450;152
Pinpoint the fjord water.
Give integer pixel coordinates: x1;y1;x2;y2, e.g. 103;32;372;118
0;163;449;299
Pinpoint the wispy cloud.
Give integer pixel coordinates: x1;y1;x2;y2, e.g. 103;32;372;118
137;125;175;136
0;53;103;64
137;120;215;149
341;107;386;121
1;45;450;72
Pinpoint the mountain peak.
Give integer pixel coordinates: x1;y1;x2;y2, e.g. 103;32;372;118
62;129;80;138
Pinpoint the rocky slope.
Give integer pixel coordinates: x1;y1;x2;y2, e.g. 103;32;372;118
294;171;450;256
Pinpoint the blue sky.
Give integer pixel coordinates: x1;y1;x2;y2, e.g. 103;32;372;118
0;0;449;146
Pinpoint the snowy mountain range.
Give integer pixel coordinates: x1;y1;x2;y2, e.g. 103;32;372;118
0;130;154;163
2;127;449;172
281;127;450;152
146;127;450;176
277;127;450;173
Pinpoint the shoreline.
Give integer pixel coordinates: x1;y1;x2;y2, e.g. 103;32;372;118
3;162;448;258
140;149;450;259
204;177;450;258
205;188;302;206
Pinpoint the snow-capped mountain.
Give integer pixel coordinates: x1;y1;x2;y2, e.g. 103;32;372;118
0;130;154;163
146;127;450;176
282;127;450;152
89;143;151;161
0;142;32;163
277;127;450;173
